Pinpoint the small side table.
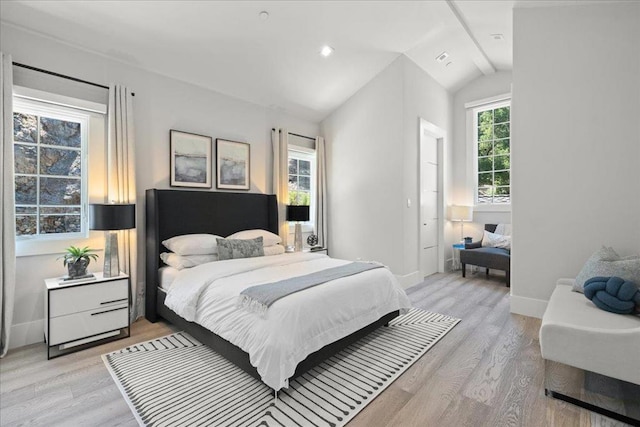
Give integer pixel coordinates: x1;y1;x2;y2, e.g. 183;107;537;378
44;272;130;359
287;247;329;255
452;243;465;271
305;247;328;255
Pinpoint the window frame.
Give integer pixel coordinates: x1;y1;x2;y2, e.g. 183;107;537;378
12;85;108;257
287;146;316;233
13;97;91;242
469;96;511;210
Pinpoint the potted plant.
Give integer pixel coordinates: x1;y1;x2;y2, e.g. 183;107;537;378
59;246;98;279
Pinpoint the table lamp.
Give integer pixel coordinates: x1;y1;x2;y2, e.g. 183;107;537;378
90;203;136;277
286;205;310;252
450;205;473;243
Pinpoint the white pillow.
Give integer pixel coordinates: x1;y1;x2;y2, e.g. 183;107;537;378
482;230;511;249
494;223;512;236
227;229;282;247
160;252;218;270
263;245;285;256
162;234;223;255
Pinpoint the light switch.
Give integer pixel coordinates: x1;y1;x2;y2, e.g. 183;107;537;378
407;199;411;207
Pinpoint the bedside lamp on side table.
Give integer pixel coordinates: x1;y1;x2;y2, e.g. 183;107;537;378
286;205;309;252
90;203;136;278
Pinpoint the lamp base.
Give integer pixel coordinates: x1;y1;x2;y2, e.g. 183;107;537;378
104;231;120;278
294;223;303;252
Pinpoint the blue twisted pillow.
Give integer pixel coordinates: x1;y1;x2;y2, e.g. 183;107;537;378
583;276;640;314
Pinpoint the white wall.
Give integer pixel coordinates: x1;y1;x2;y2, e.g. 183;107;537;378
2;23;319;348
321;58;404;273
511;3;640;318
402;57;453;277
321;55;452;285
451;71;512;241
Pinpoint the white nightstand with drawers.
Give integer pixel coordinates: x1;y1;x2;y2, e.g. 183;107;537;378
45;272;130;359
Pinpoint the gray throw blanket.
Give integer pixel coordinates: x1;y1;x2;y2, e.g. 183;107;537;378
238;262;384;315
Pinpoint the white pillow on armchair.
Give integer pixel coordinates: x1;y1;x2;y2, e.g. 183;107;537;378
494;223;512;236
481;230;511;249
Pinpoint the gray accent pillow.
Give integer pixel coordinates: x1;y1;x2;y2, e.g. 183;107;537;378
216;237;264;261
574;246;640;293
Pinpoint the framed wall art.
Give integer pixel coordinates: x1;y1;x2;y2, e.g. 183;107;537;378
170;130;212;188
216;139;250;190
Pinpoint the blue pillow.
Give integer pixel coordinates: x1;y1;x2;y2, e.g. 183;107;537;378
583;276;640;314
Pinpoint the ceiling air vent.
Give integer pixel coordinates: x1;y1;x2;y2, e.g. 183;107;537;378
435;51;449;63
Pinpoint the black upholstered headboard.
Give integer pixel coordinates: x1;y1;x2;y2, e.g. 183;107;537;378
145;188;278;321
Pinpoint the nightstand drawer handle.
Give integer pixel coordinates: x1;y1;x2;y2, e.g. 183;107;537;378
91;307;127;316
100;298;128;305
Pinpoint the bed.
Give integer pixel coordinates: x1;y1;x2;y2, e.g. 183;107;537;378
145;188;410;391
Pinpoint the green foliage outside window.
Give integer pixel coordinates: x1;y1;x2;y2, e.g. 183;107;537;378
288;157;311;207
477;105;510;204
289;190;310;206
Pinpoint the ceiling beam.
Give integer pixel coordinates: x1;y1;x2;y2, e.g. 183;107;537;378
445;0;496;75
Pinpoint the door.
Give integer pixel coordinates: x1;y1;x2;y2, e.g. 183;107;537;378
420;133;439;277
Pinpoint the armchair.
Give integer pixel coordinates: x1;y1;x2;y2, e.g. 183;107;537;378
460;224;510;286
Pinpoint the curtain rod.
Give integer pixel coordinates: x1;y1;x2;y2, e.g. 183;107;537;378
13;62;135;96
272;128;315;141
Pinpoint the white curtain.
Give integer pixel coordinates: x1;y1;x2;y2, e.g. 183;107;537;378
315;136;328;248
0;52;16;357
272;128;289;244
108;85;139;320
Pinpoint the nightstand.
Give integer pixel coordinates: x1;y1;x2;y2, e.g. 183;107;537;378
305;247;328;255
44;272;130;359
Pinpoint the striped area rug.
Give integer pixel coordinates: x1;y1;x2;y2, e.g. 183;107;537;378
103;308;459;427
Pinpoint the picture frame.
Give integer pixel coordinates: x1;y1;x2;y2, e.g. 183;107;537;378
216;139;250;190
170;130;212;188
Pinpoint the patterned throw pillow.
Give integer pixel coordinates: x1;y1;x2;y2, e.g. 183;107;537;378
574;246;640;293
216;237;265;261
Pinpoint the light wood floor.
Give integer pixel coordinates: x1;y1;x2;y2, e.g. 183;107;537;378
0;272;626;426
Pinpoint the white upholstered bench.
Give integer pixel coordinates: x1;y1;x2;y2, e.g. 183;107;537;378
540;279;640;424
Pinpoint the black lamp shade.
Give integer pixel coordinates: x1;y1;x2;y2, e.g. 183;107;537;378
90;204;136;230
286;205;310;222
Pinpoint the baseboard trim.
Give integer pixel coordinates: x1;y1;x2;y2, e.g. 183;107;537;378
10;319;44;349
510;295;548;319
396;271;422;290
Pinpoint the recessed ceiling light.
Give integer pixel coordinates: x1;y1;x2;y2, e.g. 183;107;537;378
320;45;334;57
491;34;504;41
445;61;453;67
435;51;449;63
259;11;269;20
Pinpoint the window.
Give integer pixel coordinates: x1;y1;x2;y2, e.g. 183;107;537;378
13;98;90;240
474;101;510;205
288;148;316;229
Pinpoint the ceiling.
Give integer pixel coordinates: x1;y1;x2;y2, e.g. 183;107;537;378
1;1;519;122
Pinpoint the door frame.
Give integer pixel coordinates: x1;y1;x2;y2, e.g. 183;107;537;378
419;118;447;277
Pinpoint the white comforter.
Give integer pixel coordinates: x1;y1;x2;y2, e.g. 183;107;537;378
165;252;411;391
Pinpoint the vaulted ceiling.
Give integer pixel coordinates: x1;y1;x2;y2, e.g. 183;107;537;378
0;1;583;122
